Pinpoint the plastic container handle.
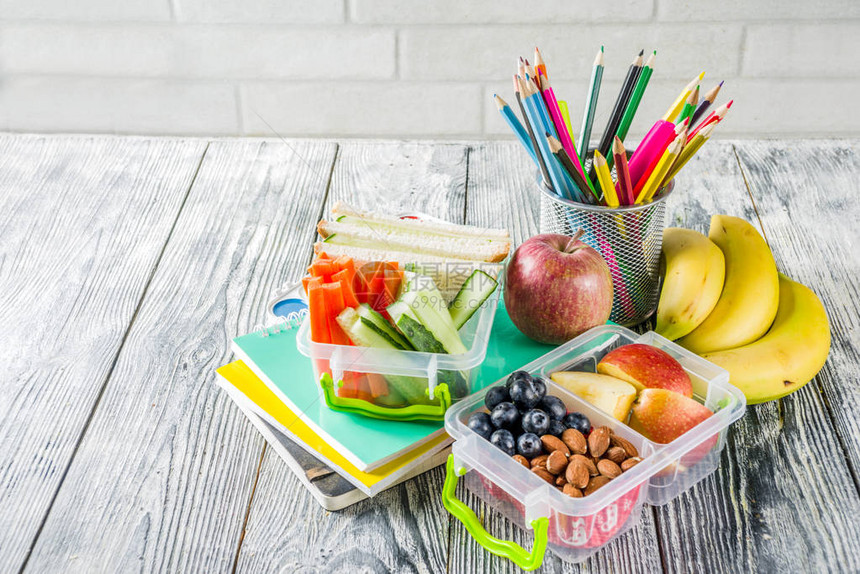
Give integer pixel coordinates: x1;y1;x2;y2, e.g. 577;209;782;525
319;373;452;421
442;454;548;571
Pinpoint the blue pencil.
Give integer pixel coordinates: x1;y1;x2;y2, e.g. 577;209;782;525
493;94;538;165
518;76;577;200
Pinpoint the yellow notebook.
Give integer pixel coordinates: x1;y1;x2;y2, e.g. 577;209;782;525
216;360;451;496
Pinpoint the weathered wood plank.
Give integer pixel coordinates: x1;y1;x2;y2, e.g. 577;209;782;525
652;141;860;573
23;139;338;573
0;134;207;573
446;141;664;573
235;142;470;573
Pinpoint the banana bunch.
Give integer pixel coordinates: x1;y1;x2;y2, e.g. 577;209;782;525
655;215;830;404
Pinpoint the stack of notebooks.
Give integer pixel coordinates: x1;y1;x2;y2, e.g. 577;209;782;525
217;291;553;511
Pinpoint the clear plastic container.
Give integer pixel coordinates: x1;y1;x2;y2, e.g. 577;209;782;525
442;325;746;568
296;286;501;420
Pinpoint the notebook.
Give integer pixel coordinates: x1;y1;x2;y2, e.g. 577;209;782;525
231;298;555;471
217;360;451;501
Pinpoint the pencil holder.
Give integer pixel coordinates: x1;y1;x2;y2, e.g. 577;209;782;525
538;179;673;326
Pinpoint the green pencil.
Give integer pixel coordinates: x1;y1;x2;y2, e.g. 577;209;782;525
577;46;604;160
676;84;700;125
614;50;656;147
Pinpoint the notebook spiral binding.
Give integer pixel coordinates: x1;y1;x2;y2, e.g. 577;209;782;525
254;308;309;338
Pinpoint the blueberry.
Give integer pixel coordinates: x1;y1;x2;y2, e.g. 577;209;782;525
516;432;543;459
490;402;520;430
563;412;591;435
484;386;510;411
539;395;567;421
467;412;494;440
521;409;550;436
510;378;541;410
530;376;547;401
490;429;516;456
548;419;566;437
505;370;531;392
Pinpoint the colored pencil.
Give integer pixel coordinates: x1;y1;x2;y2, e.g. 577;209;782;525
540;74;591;191
632;119;688;197
494;94;538;165
547;133;597;203
520;77;577;199
514;75;552;188
614;50;655;146
688;100;732;141
534;47;547;79
558;100;575;146
593;150;619;208
676;84;699;125
663;121;717;183
613;136;635;206
577;46;604;160
690;81;723;126
635;132;685;204
523;58;534;80
517;57;527;81
593;50;644;173
662;72;705;122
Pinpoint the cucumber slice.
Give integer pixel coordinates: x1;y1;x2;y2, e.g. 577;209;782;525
448;269;498;330
356;303;412;350
389;291;467;355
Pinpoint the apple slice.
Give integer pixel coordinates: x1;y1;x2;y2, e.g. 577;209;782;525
628;388;712;444
549;371;637;422
597;344;693;398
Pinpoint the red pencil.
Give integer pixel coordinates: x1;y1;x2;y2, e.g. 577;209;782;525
613;136;635;206
688;100;733;141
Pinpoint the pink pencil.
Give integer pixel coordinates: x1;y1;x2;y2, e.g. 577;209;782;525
539;74;587;181
627;119;684;189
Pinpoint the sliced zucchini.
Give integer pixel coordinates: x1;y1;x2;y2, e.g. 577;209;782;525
356;303;413;350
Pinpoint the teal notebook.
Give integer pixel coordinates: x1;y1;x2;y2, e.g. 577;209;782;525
232;300;554;472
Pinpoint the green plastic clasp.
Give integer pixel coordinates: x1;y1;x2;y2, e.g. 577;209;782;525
319;373;452;421
442;454;548;571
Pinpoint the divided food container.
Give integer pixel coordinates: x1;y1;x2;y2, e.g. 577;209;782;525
296;286;501;421
443;325;746;568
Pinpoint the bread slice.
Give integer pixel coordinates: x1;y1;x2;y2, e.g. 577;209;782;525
314;242;502;300
318;219;510;263
330;201;510;241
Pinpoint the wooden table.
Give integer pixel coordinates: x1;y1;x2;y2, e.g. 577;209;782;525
1;134;858;573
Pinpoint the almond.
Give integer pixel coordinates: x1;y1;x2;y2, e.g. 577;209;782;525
570;454;598;476
531;467;554;484
621;456;643;471
563;483;583;498
597;459;623;479
530;454;549;470
561;428;587;455
540;435;570;456
588;426;611;458
610;433;639;458
546;450;569;475
583;475;611;496
512;454;530;469
565;459;590;489
555;474;567;486
606;446;627;464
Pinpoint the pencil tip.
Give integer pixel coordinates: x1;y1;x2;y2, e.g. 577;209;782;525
600;45;604;52
719;80;725;87
638;49;644;56
698;71;705;80
727;100;734;108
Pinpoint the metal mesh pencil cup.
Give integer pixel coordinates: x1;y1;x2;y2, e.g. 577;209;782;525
538;181;673;326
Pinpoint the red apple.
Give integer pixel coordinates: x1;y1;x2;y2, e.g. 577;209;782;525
597;344;693;398
504;233;613;344
628;389;712;444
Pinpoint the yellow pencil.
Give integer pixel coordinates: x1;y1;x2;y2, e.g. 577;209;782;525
662;72;705;122
635;133;685;204
593;150;619;208
663;121;717;184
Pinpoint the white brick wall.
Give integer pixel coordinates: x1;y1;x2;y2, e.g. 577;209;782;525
0;0;857;138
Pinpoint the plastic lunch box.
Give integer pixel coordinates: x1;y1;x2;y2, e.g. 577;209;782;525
295;286;501;421
442;325;746;568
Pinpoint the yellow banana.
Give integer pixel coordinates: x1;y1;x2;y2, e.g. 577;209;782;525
655;228;725;341
678;215;779;354
702;275;830;404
